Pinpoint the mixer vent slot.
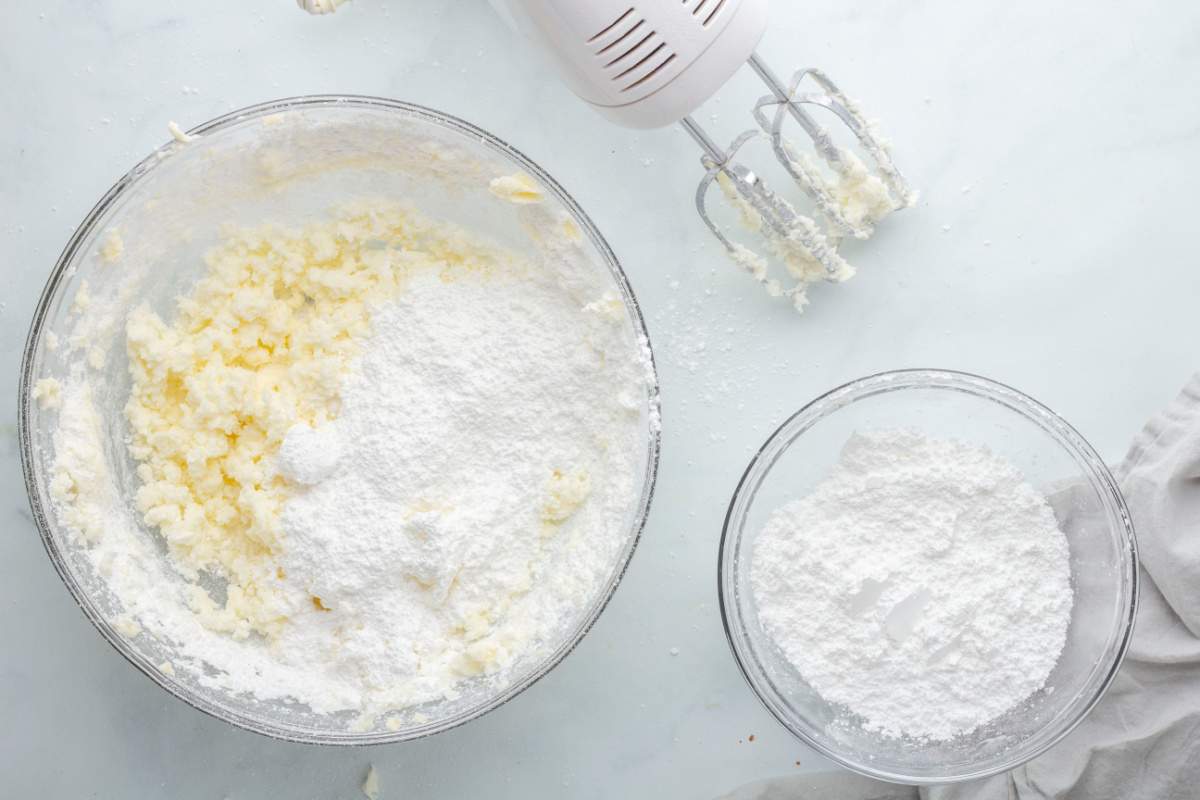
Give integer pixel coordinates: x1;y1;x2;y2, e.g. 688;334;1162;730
622;53;678;92
587;8;636;44
690;0;728;26
614;41;667;78
602;26;653;65
588;8;679;94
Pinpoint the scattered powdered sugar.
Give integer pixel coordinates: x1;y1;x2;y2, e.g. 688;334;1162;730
751;430;1073;741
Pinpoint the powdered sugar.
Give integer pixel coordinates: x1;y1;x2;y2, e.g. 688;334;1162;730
269;266;649;715
277;422;344;486
751;430;1073;741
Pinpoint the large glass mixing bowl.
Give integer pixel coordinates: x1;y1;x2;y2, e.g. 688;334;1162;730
719;370;1137;784
19;97;661;744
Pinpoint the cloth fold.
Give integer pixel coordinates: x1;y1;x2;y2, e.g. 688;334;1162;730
716;375;1200;800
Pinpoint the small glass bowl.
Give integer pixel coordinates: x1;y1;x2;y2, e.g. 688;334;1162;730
19;97;661;744
718;369;1138;784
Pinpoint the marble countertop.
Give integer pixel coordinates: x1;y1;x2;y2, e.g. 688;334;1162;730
3;1;1198;797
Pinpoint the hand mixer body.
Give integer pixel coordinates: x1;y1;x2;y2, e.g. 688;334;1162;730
489;0;769;129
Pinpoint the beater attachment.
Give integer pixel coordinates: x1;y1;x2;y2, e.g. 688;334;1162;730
683;120;851;310
748;57;917;238
685;53;916;310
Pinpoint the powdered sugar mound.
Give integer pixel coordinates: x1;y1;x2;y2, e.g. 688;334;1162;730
751;429;1073;740
278;422;345;486
270;265;650;715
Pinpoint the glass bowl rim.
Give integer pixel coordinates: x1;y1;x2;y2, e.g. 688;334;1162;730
716;368;1139;784
17;94;663;745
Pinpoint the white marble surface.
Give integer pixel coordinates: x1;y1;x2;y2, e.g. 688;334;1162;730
3;1;1199;797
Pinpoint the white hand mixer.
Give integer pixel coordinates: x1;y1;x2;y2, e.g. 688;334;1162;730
489;0;916;309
